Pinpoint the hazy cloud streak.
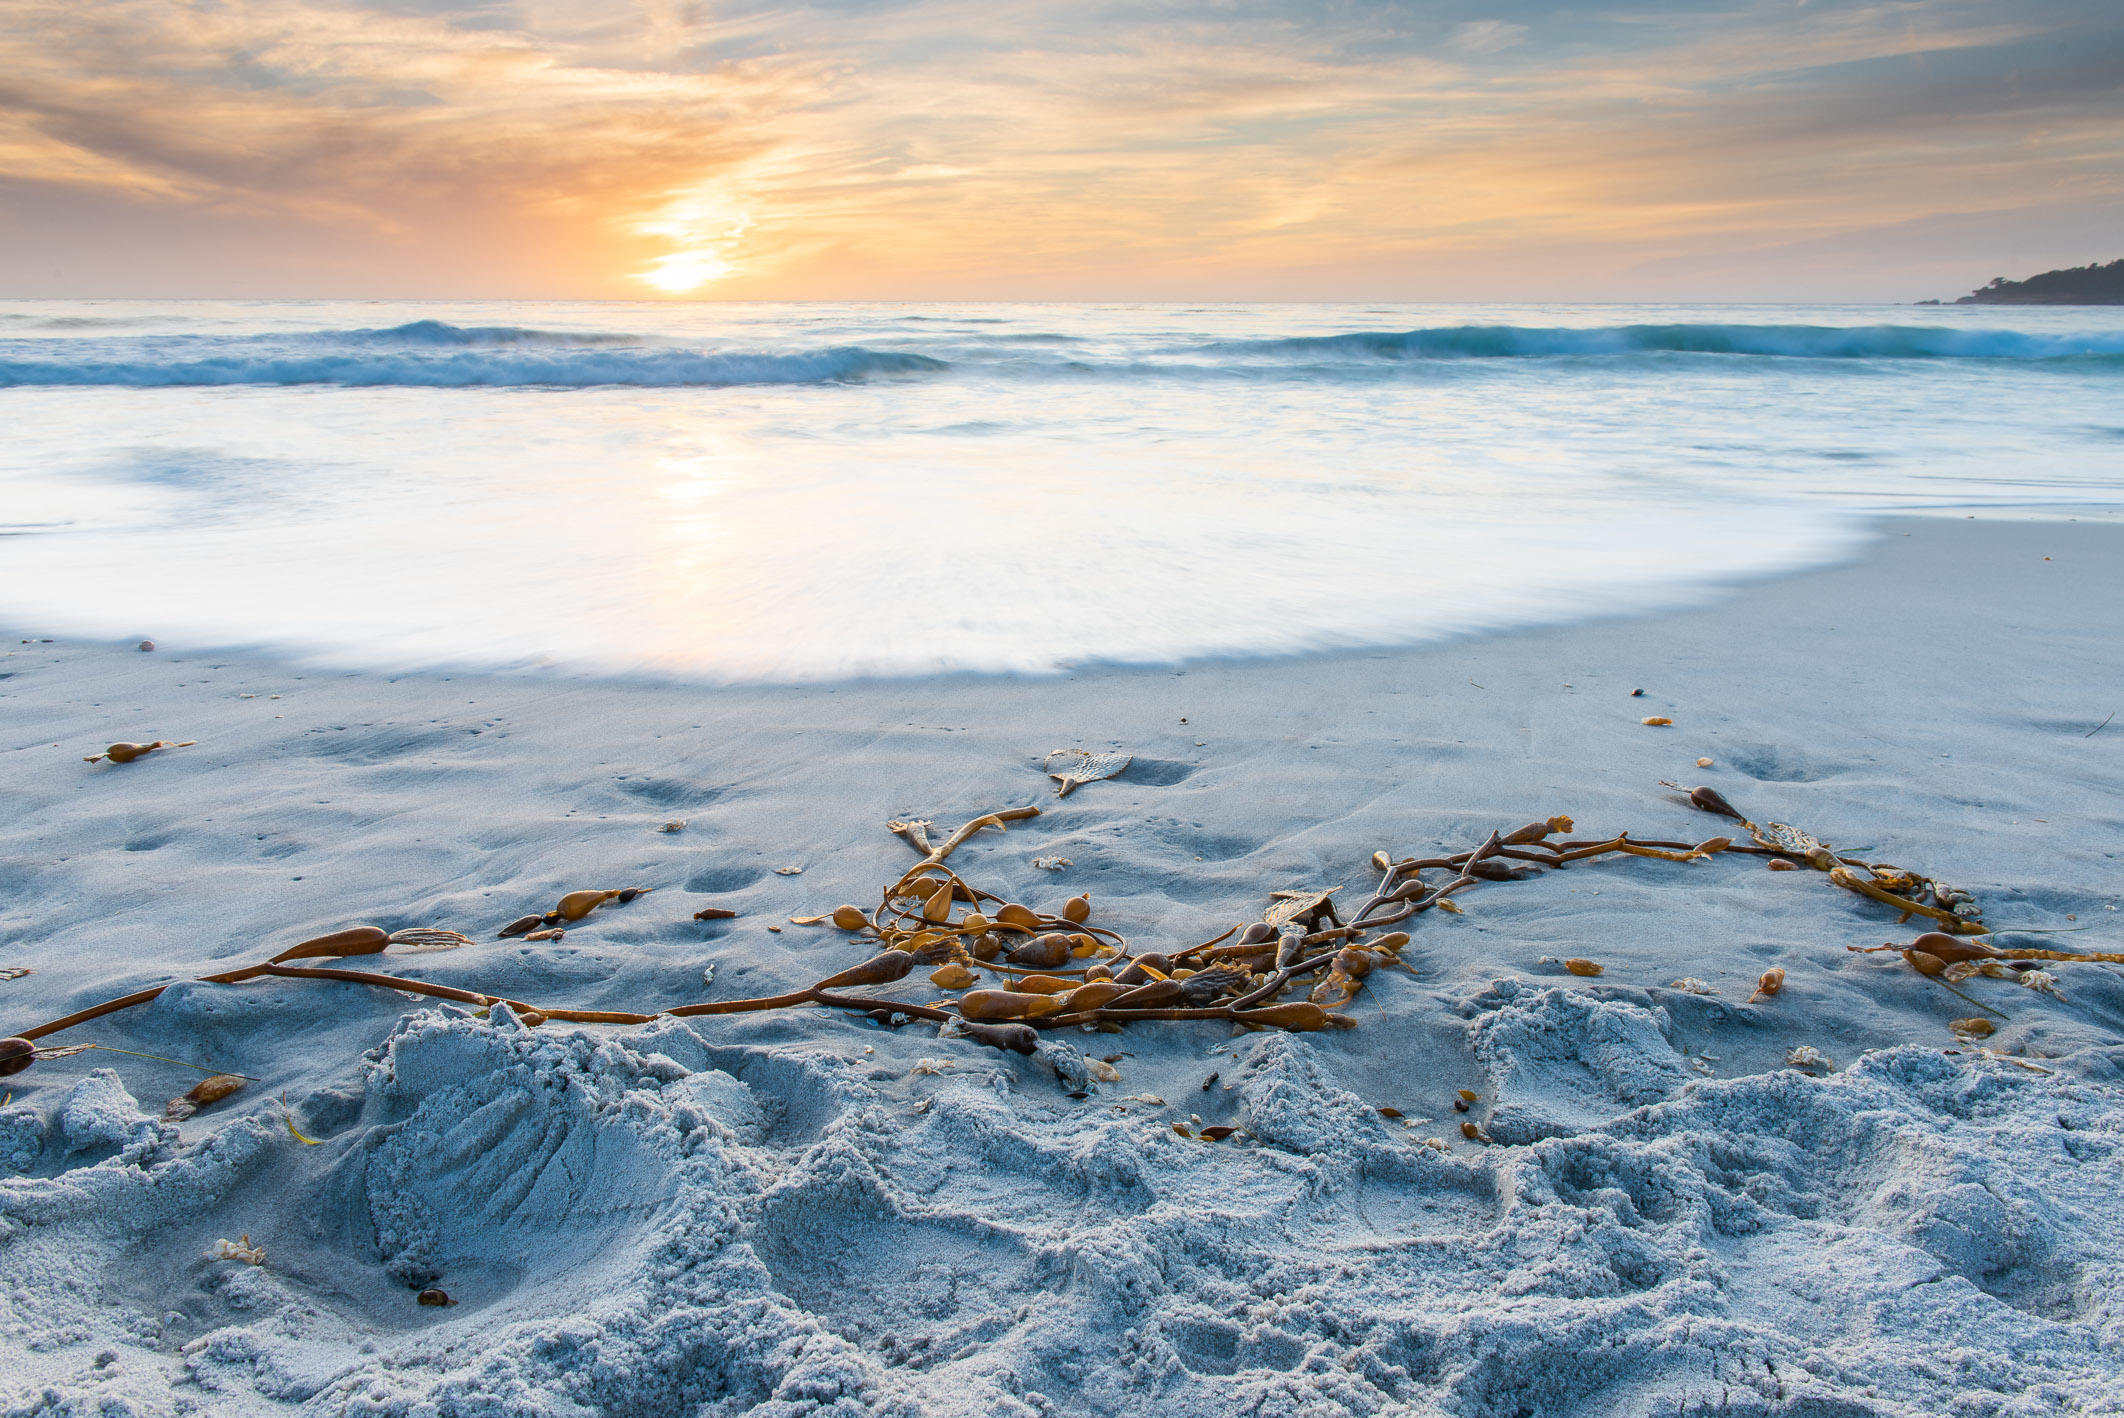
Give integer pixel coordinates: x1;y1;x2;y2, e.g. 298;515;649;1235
0;0;2115;297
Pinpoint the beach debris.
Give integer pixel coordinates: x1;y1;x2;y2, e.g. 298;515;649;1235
1749;968;1786;1002
692;907;738;921
138;640;155;652
775;866;804;876
1630;688;1644;696
1667;977;1715;995
417;1288;454;1307
700;965;716;987
1785;1045;1831;1072
1265;888;1340;933
1680;785;1743;819
549;888;648;923
1950;1017;1997;1042
1043;748;1131;797
1460;1121;1488;1143
1696;757;1714;768
1007;933;1074;969
1032;856;1071;871
0;1037;35;1076
1851;929;2124;1015
1641;717;1673;727
388;929;474;953
1767;859;1799;871
1036;1039;1100;1093
659;820;686;833
1453;1089;1477;1113
958;1020;1039;1054
0;967;29;982
2018;969;2064;1000
1975;1049;2053;1074
84;739;194;765
278;1093;325;1145
911;1057;955;1076
3;788;2069;1087
209;1236;266;1266
497;914;544;939
165;1073;246;1120
1675;784;2005;932
960;989;1067;1021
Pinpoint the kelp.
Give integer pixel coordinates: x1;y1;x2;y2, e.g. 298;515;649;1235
1;787;2090;1086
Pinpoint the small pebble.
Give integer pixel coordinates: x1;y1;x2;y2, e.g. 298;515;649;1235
416;1288;453;1307
137;639;155;652
1697;757;1714;768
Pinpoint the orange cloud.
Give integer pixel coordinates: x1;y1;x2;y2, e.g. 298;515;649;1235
0;0;2116;299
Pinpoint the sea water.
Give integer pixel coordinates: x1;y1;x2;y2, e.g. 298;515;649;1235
2;301;2118;680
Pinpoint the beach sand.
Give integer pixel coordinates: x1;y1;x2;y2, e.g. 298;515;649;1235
1;514;2120;1416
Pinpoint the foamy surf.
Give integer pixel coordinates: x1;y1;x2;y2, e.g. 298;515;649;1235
0;298;2118;679
5;317;2124;390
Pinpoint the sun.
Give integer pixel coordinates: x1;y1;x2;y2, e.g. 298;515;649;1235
629;186;752;295
636;251;735;293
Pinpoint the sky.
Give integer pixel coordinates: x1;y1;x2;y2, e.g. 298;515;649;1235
0;0;2118;301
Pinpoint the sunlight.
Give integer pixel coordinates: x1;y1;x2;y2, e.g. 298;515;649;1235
636;250;735;293
629;186;752;294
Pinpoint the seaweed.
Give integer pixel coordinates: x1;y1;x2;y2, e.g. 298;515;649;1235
0;788;2088;1089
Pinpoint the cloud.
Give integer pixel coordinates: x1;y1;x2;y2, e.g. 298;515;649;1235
0;0;2115;297
1448;20;1528;55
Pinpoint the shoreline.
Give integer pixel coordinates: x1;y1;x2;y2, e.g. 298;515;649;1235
3;513;2122;1416
8;505;2122;695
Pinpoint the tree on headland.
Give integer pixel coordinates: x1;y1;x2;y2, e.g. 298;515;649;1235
1930;259;2124;305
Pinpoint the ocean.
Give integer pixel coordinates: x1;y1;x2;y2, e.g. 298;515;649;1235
2;300;2119;681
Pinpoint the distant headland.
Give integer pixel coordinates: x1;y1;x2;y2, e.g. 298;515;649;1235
1919;259;2124;305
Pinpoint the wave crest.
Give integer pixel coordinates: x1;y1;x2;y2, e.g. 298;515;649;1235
341;320;641;347
0;345;949;389
1202;323;2124;361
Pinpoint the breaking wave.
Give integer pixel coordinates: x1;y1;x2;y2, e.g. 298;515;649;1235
337;319;643;346
1199;323;2124;361
0;343;948;389
5;317;2121;391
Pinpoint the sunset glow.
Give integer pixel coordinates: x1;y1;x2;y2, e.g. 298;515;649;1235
631;187;753;292
0;1;2117;300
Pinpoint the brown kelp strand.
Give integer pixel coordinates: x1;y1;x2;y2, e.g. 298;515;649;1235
1670;782;1989;931
1852;930;2124;975
0;791;2047;1081
84;739;196;765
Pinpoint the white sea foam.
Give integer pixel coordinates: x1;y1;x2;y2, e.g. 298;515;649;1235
0;299;2118;678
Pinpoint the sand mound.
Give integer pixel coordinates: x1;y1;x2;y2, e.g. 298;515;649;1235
4;1004;2120;1417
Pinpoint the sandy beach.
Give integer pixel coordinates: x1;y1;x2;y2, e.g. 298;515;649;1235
2;512;2121;1417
